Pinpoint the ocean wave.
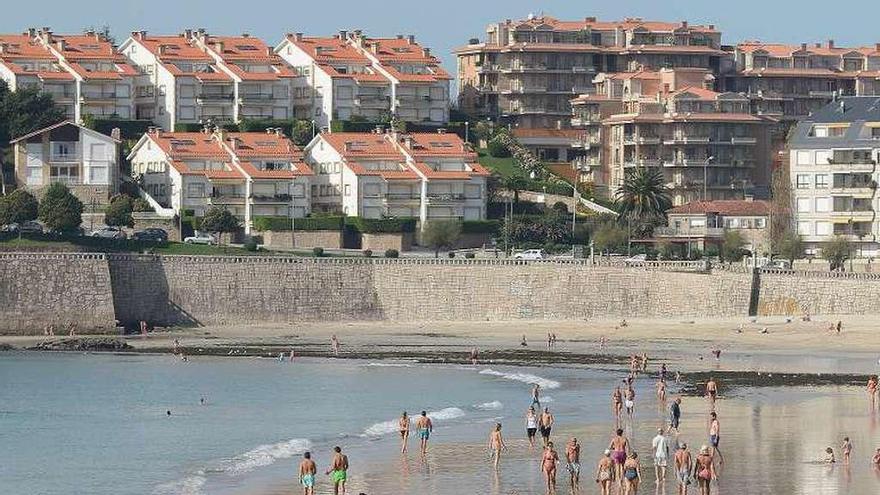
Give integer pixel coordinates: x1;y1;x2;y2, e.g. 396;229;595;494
152;474;206;495
474;400;504;410
363;362;414;368
478;369;561;389
224;438;312;476
362;407;466;437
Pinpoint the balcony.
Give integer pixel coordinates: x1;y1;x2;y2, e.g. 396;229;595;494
48;176;82;186
663;136;711;145
571;66;594;73
49;152;81;163
250;193;293;203
808;90;836;98
573;157;600;169
571;116;601;127
624;159;661;168
45;91;75;102
426;193;466;203
197;93;234;103
655;226;725;237
209;192;246;205
80;92;117;103
383;193;421;205
240;93;278;103
572;136;600;148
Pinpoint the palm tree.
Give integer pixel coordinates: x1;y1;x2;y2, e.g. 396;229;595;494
615;168;672;235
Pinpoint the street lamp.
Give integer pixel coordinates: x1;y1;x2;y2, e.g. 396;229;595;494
464;121;470;144
703;156;715;201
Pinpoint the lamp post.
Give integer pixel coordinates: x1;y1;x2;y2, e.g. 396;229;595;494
464;121;470;144
703;155;715;201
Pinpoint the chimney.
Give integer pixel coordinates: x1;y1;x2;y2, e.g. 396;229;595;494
274;127;285;137
374;125;384;134
110;128;121;141
800;43;807;51
556;120;562;130
407;35;416;45
344;142;352;152
198;28;206;35
681;21;688;28
56;40;66;51
215;128;227;144
40;28;52;44
436;128;446;134
230;137;239;150
27;27;36;38
0;43;6;54
708;24;715;30
744;195;754;202
396;34;404;40
139;30;147;40
827;39;834;49
338;30;348;40
294;32;303;42
157;45;166;55
370;42;379;54
403;135;413;149
202;125;212;134
422;47;431;58
585;17;597;23
354;30;362;38
184;28;193;39
213;41;224;53
147;126;157;135
242;33;250;38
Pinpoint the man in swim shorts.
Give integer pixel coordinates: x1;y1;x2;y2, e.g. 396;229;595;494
416;410;433;454
539;407;554;447
608;428;629;483
652;428;669;483
565;437;581;489
299;451;316;495
673;443;692;495
325;446;348;495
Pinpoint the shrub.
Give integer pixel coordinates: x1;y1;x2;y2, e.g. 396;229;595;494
465;252;475;259
243;238;258;251
362;249;373;258
552;201;569;214
487;136;510;158
132;198;153;212
0;189;38;224
312;246;324;257
38;183;83;233
384;248;399;258
424;220;462;257
104;195;134;227
345;216;417;233
461;220;501;234
448;251;456;258
252;215;344;232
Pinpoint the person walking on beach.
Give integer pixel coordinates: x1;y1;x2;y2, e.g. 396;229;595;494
526;406;539;449
547;332;553;350
532;384;542;408
565;437;581;490
842;437;853;465
608;429;630;485
705;377;718;408
539;407;554;447
325;446;348;495
668;397;682;434
595;450;614;495
657;379;667;403
330;335;340;356
612;386;623;423
488;422;507;469
652;428;669;484
399;412;410;453
521;334;528;347
623;452;641;494
542;441;559;494
674;443;692;495
868;376;878;410
708;412;723;464
299;452;317;495
694;446;715;495
872;447;880;467
624;385;636;419
416;411;433;454
824;447;836;463
470;347;479;365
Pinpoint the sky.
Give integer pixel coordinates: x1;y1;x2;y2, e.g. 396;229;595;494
2;0;879;80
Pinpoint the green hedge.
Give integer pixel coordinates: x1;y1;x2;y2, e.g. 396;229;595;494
0;232;167;251
461;220;501;234
252;215;344;232
239;118;292;134
345;216;417;233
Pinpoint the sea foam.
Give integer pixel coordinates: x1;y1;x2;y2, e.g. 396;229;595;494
362;407;466;437
475;400;504;410
478;368;561;389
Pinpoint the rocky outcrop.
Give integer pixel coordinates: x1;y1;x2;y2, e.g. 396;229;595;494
28;338;133;352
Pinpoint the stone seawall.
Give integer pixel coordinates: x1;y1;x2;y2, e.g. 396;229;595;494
0;253;116;334
757;269;880;316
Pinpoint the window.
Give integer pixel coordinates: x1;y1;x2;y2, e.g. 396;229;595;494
344;184;351;196
797;197;811;213
755;218;767;229
815;174;829;188
796;151;811;165
814;150;831;164
797;221;812;235
816;222;832;236
796;175;811;189
89;165;108;184
815;197;832;212
187;183;205;198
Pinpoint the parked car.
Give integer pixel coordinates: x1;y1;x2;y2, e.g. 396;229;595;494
16;221;44;234
624;253;648;266
512;249;546;260
0;223;19;233
132;228;168;242
765;259;792;270
91;226;127;239
184;232;217;245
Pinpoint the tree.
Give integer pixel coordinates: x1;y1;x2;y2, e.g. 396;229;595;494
615;168;672;238
0;189;38;224
485;172;502;205
472;121;493;144
38;183;83;233
423;220;461;258
720;230;746;263
200;206;241;245
777;230;804;264
0;81;67;150
592;221;628;254
291;119;313;146
823;236;852;271
104;195;134;228
487;135;511;158
502;174;529;204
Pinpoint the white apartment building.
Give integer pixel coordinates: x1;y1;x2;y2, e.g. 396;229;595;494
127;127;313;233
788;96;880;257
10;120;120;205
303;130;488;224
119;29;298;129
0;28;136;121
276;30;450;128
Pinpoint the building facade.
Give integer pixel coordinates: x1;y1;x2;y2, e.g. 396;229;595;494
127;127;313;233
119;30;299;130
276;31;450;128
0;28;137;122
456;15;724;128
302;129;488;224
656;199;771;253
10;120;120;206
788;96;880;257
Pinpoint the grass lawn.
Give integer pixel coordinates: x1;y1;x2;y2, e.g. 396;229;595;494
477;148;524;178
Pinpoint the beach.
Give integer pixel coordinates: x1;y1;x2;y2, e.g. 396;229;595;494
3;315;880;494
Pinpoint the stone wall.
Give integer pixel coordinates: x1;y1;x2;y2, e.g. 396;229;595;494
361;233;413;252
0;253;116;334
260;231;342;250
757;269;880;316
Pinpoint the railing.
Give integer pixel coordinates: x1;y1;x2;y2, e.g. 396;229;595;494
210;193;246;203
49;152;80;162
426;193;466;202
250;194;292;202
654;226;725;237
730;137;757;145
240;93;278;102
81;92;117;100
384;193;420;200
197;93;234;101
48;176;82;185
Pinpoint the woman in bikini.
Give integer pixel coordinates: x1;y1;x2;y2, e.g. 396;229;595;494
624;386;636;419
398;411;410;453
612;387;623;422
868;376;878;410
542;441;559;494
694;446;716;495
595;450;614;495
622;452;641;495
657;379;667;403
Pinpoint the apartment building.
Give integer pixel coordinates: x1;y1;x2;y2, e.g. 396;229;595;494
656;199;771;253
456;15;724;128
127;127;313;233
119;29;298;129
303;129;488;223
0;27;136;121
724;40;880;123
276;30;450;128
10;120;120;206
788;96;880;257
604;83;773;205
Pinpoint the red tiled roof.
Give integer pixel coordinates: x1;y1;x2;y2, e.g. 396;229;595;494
510;16;718;34
137;35;213;61
668;200;770;216
289;35;369;63
411;161;486;180
669;86;721;100
0;34;55;59
406;132;476;158
345;162;419;180
738;67;848;78
321;132;401;158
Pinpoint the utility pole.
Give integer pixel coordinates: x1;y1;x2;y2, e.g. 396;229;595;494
703;156;715;201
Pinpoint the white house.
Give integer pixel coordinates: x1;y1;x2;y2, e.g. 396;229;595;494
275;30;450;128
303;129;488;224
10;120;120;206
127;127;313;233
119;30;299;130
